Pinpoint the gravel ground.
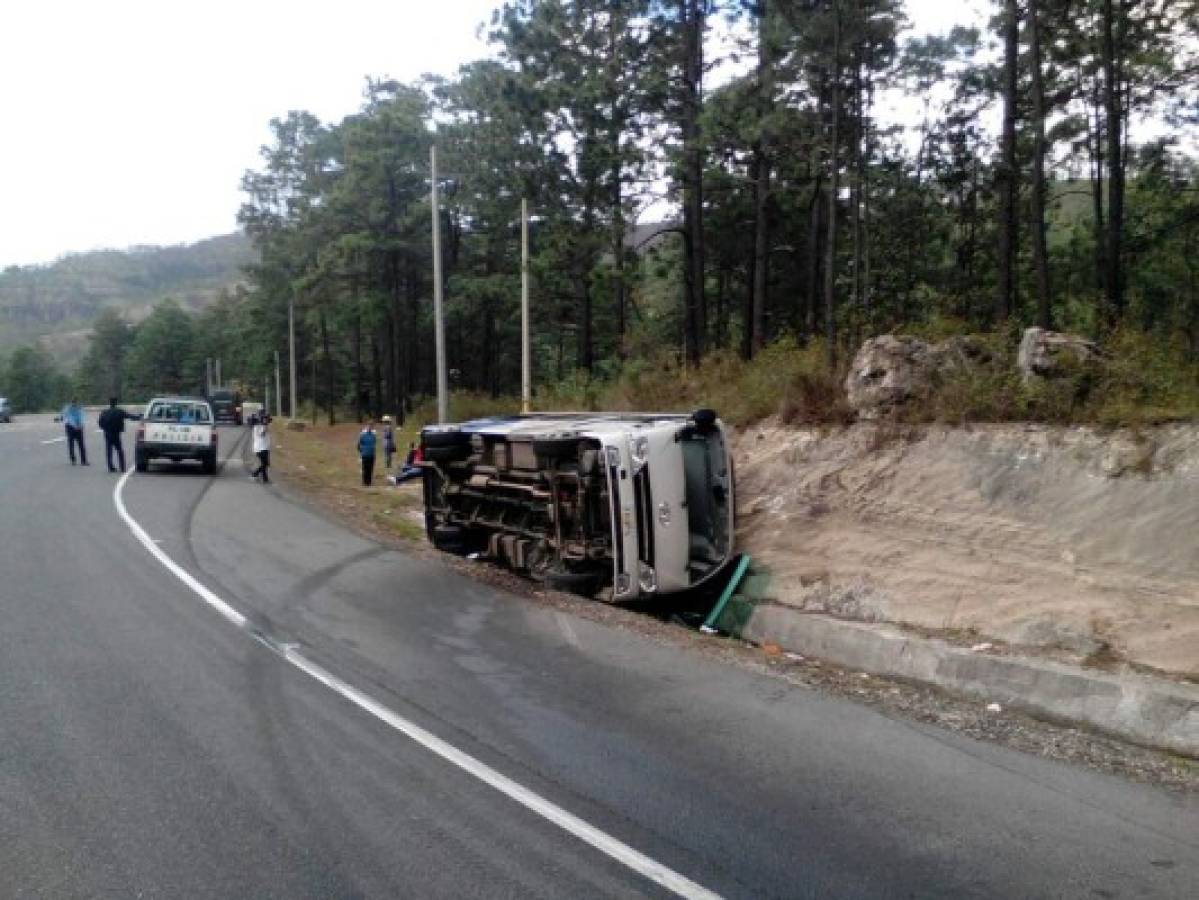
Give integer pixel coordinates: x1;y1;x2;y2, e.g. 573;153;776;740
268;441;1199;795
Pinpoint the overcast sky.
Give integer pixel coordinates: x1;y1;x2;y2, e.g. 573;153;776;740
0;0;987;270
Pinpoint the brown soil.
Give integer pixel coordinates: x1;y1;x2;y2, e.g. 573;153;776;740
735;420;1199;681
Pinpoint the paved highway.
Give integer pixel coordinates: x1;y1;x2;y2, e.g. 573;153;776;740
1;413;1196;898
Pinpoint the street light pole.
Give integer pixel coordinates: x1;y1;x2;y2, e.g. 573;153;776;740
288;295;297;420
274;350;282;419
431;143;448;424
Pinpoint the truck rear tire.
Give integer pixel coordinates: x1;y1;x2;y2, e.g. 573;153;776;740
201;452;217;475
692;408;718;433
135;452;149;473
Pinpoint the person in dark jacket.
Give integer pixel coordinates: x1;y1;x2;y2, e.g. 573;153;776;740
357;421;378;486
382;415;396;469
98;397;142;473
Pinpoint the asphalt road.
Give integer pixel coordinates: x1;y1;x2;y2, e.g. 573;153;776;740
1;412;1196;899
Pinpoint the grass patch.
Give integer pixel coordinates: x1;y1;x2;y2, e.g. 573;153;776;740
270;419;426;544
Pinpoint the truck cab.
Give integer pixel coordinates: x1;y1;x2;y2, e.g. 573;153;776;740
420;410;734;601
207;389;242;425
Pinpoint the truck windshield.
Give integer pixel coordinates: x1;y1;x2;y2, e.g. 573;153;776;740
681;431;731;581
148;402;211;424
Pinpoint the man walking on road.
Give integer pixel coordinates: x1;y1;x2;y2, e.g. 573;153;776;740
61;399;88;466
358;421;377;486
98;397;142;473
249;414;271;483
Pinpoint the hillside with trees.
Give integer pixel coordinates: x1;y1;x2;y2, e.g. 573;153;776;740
0;233;254;353
21;0;1199;421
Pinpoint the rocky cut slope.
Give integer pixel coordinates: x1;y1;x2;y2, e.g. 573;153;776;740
734;330;1199;681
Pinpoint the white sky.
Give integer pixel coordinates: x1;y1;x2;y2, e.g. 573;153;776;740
0;0;985;270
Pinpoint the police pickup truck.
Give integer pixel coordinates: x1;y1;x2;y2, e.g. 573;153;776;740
420;409;735;601
135;397;218;474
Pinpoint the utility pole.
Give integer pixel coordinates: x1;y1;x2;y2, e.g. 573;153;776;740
521;197;531;414
274;350;283;418
265;378;270;417
288;294;297;420
206;358;213;395
215;358;222;390
430;143;448;424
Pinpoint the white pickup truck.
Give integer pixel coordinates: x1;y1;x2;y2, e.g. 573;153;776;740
135;397;218;474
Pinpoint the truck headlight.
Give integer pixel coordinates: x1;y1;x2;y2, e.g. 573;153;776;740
630;436;649;467
638;564;658;594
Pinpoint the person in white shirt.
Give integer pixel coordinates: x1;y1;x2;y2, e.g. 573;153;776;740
250;415;272;483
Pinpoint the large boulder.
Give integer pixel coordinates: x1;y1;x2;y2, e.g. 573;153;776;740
845;335;936;418
1017;327;1102;381
846;334;991;418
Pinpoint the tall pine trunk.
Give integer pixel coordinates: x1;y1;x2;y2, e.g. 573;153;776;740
1029;0;1053;328
995;0;1019;324
607;10;628;360
353;301;362;423
681;0;706;365
804;177;823;340
1102;0;1126;321
321;310;334;426
823;4;842;370
750;0;772;358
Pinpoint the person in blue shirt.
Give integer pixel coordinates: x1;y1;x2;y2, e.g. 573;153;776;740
357;421;378;486
61;399;88;466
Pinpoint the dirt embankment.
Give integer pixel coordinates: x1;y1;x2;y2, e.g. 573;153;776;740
735;421;1199;680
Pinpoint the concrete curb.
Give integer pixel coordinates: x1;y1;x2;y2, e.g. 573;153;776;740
738;605;1199;758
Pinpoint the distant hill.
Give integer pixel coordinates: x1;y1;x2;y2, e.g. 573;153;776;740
0;233;257;357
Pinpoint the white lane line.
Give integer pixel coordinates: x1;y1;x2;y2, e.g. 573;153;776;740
41;437;65;445
111;470;720;900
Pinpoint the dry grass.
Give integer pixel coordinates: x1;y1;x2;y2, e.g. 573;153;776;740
270;419;426;543
402;338;850;431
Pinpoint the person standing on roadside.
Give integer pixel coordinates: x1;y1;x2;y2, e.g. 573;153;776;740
357;420;378;486
98;397;142;473
249;414;271;483
61;398;88;466
382;415;396;469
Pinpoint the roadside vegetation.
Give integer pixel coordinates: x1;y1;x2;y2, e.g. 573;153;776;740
400;325;1199;432
5;2;1199;431
274;318;1199;441
268;420;426;544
